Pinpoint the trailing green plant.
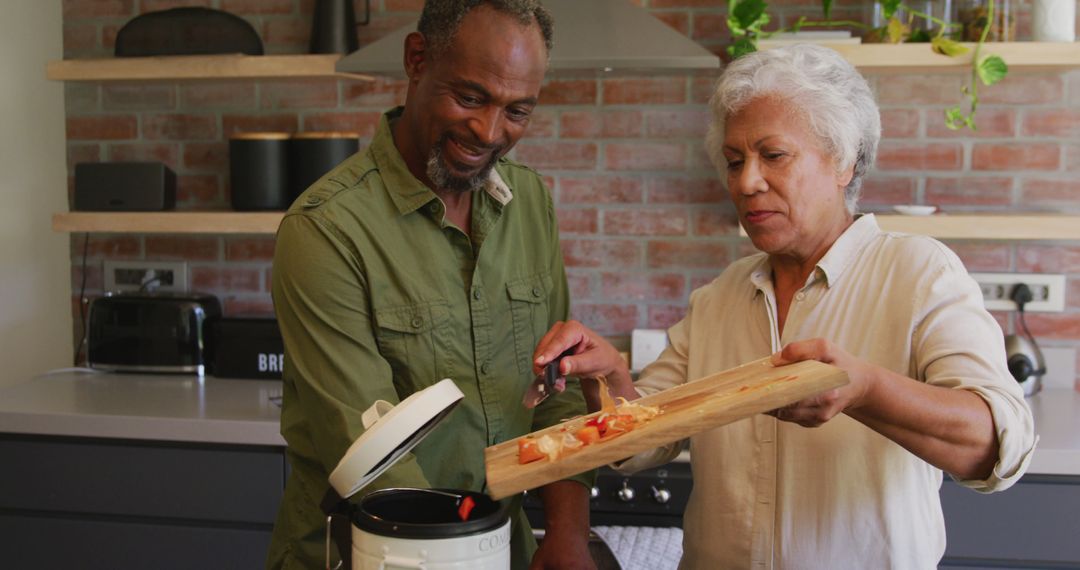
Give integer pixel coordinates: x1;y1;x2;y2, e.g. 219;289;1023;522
725;0;1008;131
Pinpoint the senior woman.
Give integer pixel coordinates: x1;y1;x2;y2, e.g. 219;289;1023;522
531;44;1036;568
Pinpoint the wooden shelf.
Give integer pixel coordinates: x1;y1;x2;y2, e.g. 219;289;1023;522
763;42;1080;73
55;212;1080;240
46;54;374;82
53;212;285;234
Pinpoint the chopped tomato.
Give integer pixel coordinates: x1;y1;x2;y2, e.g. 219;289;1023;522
600;414;635;438
575;425;601;445
457;496;476;521
518;438;545;464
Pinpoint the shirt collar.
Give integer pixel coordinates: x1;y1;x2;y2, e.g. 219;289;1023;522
371;107;513;217
747;213;881;291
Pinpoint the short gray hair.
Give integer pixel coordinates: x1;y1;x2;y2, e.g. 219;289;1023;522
417;0;554;57
705;44;881;213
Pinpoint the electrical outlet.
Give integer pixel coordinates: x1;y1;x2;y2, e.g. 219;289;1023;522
104;260;188;293
970;272;1065;312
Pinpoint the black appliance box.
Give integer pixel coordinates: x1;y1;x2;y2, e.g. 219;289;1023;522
87;293;221;375
74;162;176;212
212;318;285;380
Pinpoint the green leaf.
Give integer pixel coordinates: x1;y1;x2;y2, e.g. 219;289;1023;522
907;29;931;43
821;0;833;20
729;37;759;59
976;55;1008;86
931;37;970;57
885;17;908;43
732;0;768;30
944;107;966;130
880;0;902;20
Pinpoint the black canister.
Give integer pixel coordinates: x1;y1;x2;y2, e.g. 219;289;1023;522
310;0;358;54
288;132;360;202
229;132;290;211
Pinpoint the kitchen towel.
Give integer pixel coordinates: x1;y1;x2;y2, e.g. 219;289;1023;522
592;525;683;570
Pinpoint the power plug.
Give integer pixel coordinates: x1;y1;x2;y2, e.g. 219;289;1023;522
1010;283;1033;311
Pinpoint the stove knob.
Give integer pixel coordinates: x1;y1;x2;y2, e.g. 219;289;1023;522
617;481;636;502
590;486;600;499
651;485;672;505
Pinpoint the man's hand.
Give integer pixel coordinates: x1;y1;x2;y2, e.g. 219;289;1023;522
767;338;877;427
530;530;597;570
530;480;597;570
532;320;636;411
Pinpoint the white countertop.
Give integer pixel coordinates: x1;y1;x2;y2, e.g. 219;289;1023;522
0;372;1076;476
0;370;284;446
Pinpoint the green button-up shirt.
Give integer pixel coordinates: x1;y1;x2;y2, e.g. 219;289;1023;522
267;108;591;569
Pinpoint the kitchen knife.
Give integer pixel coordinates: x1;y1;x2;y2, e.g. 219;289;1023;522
522;349;573;409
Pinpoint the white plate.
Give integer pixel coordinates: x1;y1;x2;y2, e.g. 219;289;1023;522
892;204;937;216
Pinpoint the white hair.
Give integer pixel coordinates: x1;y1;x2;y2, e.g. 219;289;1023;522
705;44;881;213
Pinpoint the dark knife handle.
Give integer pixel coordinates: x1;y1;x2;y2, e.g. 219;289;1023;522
543;348;575;391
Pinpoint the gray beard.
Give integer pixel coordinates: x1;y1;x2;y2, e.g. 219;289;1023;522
426;139;499;193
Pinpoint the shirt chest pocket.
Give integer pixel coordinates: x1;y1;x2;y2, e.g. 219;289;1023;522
373;301;449;386
506;273;552;375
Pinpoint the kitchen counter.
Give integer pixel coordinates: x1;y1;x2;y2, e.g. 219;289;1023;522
0;371;1076;474
0;370;284;446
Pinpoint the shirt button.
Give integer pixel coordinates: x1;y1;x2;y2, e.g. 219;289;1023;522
473;289;482;300
795;292;805;301
531;286;542;298
428;203;439;213
410;316;424;329
481;361;491;374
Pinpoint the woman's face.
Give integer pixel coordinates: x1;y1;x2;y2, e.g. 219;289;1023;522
722;96;854;262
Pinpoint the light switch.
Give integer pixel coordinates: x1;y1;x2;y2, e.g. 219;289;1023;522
631;329;669;373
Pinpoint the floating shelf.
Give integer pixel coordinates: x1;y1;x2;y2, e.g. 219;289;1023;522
827;42;1080;73
54;211;1080;240
46;54;374;82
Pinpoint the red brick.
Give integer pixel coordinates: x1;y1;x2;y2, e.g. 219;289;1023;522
223;115;299;137
981;75;1064;105
63;0;135;18
1025;314;1080;340
691;76;718;105
192;266;262;292
1021;109;1080;138
875;142;962;171
540;79;598;105
925;176;1013;206
947;243;1011;272
302;112;381;138
606;143;687;171
1068;145;1080;172
146;236;221;261
647;240;729;269
177;175;222;210
566;272;592;300
645;109;710;138
72;235;141;259
652;11;690;35
102;84;175;111
63;24;98;55
223;295;276;317
260;79;339;110
556;208;599;235
648;304;688;329
972;143;1060;171
650;0;722;7
179;83;257;109
692;13;730;42
71;264;104;291
693;205;740;237
1017;245;1080;273
67;144;102;171
601;272;686;301
1071;74;1080;106
604;78;687;105
1021;179;1080;206
343;78;409;108
559;176;645;204
880;109;920;139
513;142;597;170
183;142;228;172
570;303;640;336
142;113;218;140
518;109;557;139
65;83;100;114
928;107;1016;138
141;0;211;11
107;143;179;169
604;209;689;236
385;0;424;10
875;75;964;106
221;0;292;15
687;142;718;171
561;239;642;268
858;176;916;206
560;110;643;139
101;24;120;50
261;18;310;49
648;176;725;203
67;116;137;140
357;14;417;46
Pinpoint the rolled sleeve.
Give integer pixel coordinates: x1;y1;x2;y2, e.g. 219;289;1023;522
953;385;1038;492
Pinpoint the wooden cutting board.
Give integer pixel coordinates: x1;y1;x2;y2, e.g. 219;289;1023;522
485;356;848;500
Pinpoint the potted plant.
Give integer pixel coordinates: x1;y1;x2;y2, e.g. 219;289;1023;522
726;0;1009;130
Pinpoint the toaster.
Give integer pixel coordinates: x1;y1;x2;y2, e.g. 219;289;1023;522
86;292;221;375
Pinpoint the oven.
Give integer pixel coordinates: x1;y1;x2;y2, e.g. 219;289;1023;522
523;453;692;569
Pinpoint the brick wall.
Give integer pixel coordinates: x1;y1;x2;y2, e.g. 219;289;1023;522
62;0;1080;388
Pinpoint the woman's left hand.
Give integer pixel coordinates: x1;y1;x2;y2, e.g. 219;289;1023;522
767;338;877;427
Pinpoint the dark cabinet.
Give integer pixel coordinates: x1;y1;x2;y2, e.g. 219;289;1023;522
0;434;285;569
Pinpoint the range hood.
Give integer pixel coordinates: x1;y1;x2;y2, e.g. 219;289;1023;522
335;0;720;75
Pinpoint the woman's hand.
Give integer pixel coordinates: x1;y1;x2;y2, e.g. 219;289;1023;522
767;338;877;427
532;320;636;411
